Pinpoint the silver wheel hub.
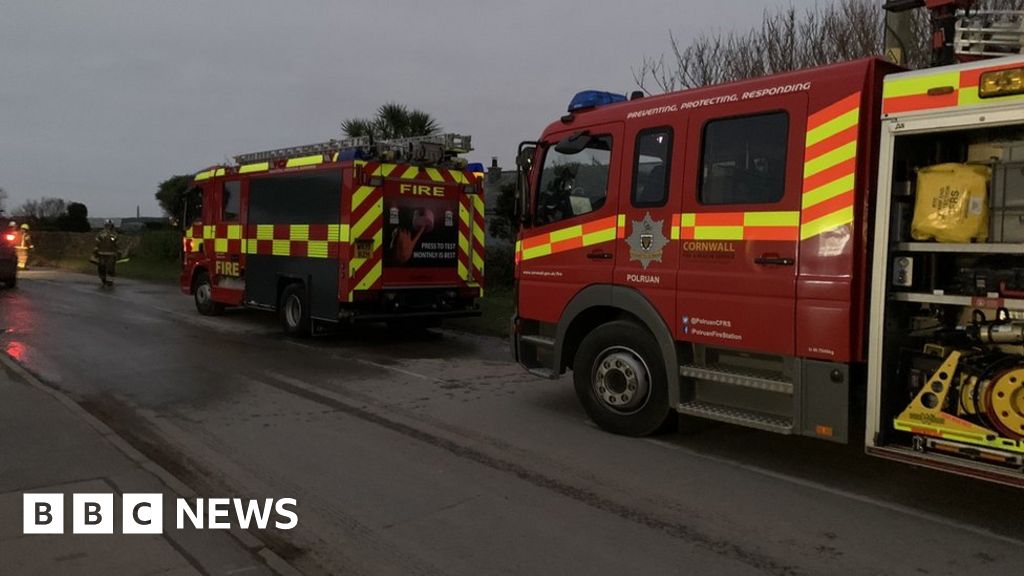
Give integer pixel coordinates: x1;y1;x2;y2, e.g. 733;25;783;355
593;346;651;414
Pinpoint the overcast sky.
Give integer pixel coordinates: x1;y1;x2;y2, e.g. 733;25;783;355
0;0;823;218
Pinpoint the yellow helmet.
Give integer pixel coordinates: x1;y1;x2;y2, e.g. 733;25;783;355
20;223;29;230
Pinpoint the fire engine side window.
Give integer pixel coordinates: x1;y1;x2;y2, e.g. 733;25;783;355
222;181;240;221
184;187;203;224
631;127;672;207
535;135;612;226
699;111;788;205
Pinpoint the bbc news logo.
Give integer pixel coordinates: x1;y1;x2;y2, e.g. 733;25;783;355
23;493;298;534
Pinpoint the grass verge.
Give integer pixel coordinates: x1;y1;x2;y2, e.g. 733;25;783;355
37;257;180;284
448;287;512;339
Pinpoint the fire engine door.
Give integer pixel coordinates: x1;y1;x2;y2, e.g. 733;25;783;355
613;122;685;324
517;123;623;324
677;94;807;356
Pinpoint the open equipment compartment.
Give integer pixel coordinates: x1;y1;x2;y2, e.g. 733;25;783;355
867;95;1024;486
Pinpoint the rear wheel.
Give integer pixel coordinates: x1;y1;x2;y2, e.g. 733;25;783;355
573;320;671;436
193;271;223;316
1;275;15;289
279;283;310;336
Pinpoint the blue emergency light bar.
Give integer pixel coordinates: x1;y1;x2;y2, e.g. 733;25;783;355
567;90;626;112
466;162;485;173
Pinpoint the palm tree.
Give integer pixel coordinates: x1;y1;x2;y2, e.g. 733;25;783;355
342;102;441;140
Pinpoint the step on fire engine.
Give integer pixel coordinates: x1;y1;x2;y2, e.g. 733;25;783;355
511;41;1024;483
181;133;485;334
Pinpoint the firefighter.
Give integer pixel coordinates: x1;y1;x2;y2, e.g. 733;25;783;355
15;223;33;270
94;220;119;286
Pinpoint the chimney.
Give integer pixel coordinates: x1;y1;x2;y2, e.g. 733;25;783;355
487;156;502;183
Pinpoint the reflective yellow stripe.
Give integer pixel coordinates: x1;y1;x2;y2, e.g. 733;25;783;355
883;71;960;98
239;162;269;174
958;89;1024;107
694;226;744;240
522;244;552;260
743;211;799;227
214;168;225;177
307;241;329;258
401;166;420;180
802;173;855;209
449;170;468;184
806;107;859;147
194;170;214;182
458;260;469;281
425;168;444;183
272;239;290;256
473;225;486;246
203;225;216;239
582;227;616;245
245;239;258;254
681;213;696;227
458;233;470;254
800;206;854;240
472;252;484;271
328;224;349;242
256;224;274;240
804;141;857;178
459;203;470;226
289;224;309;241
549;224;583;243
214;238;228;253
286;155;323;168
471;194;485;214
227;224;242;240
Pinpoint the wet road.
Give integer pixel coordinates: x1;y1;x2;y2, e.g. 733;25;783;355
1;269;1022;576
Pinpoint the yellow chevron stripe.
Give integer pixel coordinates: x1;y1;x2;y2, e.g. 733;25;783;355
459;203;470;226
353;261;382;292
425;168;444;183
802;173;855;209
804;140;857;178
805;108;859;147
348;228;383;276
458;234;470;254
351;185;376;212
449;170;468;184
471;194;485;214
351;198;382;239
458;260;469;281
800;206;854;240
373;163;397;177
472;252;484;272
401;166;419;180
473;225;486;245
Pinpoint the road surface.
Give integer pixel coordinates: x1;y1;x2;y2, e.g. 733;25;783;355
1;269;1021;576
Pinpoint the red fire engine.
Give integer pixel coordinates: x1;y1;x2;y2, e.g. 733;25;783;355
181;133;485;334
511;47;1024;485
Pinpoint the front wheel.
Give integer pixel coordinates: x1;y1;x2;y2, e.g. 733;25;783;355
573;320;671;436
279;283;310;336
193;271;223;316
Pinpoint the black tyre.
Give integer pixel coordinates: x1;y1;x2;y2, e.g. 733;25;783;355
573;320;671;436
193;271;223;316
279;283;310;336
1;275;14;289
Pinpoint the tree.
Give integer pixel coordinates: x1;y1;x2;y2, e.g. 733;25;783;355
57;202;91;232
342;102;441;140
155;174;193;220
633;0;1023;94
488;181;519;243
15;197;66;222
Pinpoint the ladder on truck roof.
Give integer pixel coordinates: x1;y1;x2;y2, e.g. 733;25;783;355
233;133;473;165
955;10;1024;58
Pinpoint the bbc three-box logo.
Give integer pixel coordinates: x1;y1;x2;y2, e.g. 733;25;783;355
23;493;298;534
